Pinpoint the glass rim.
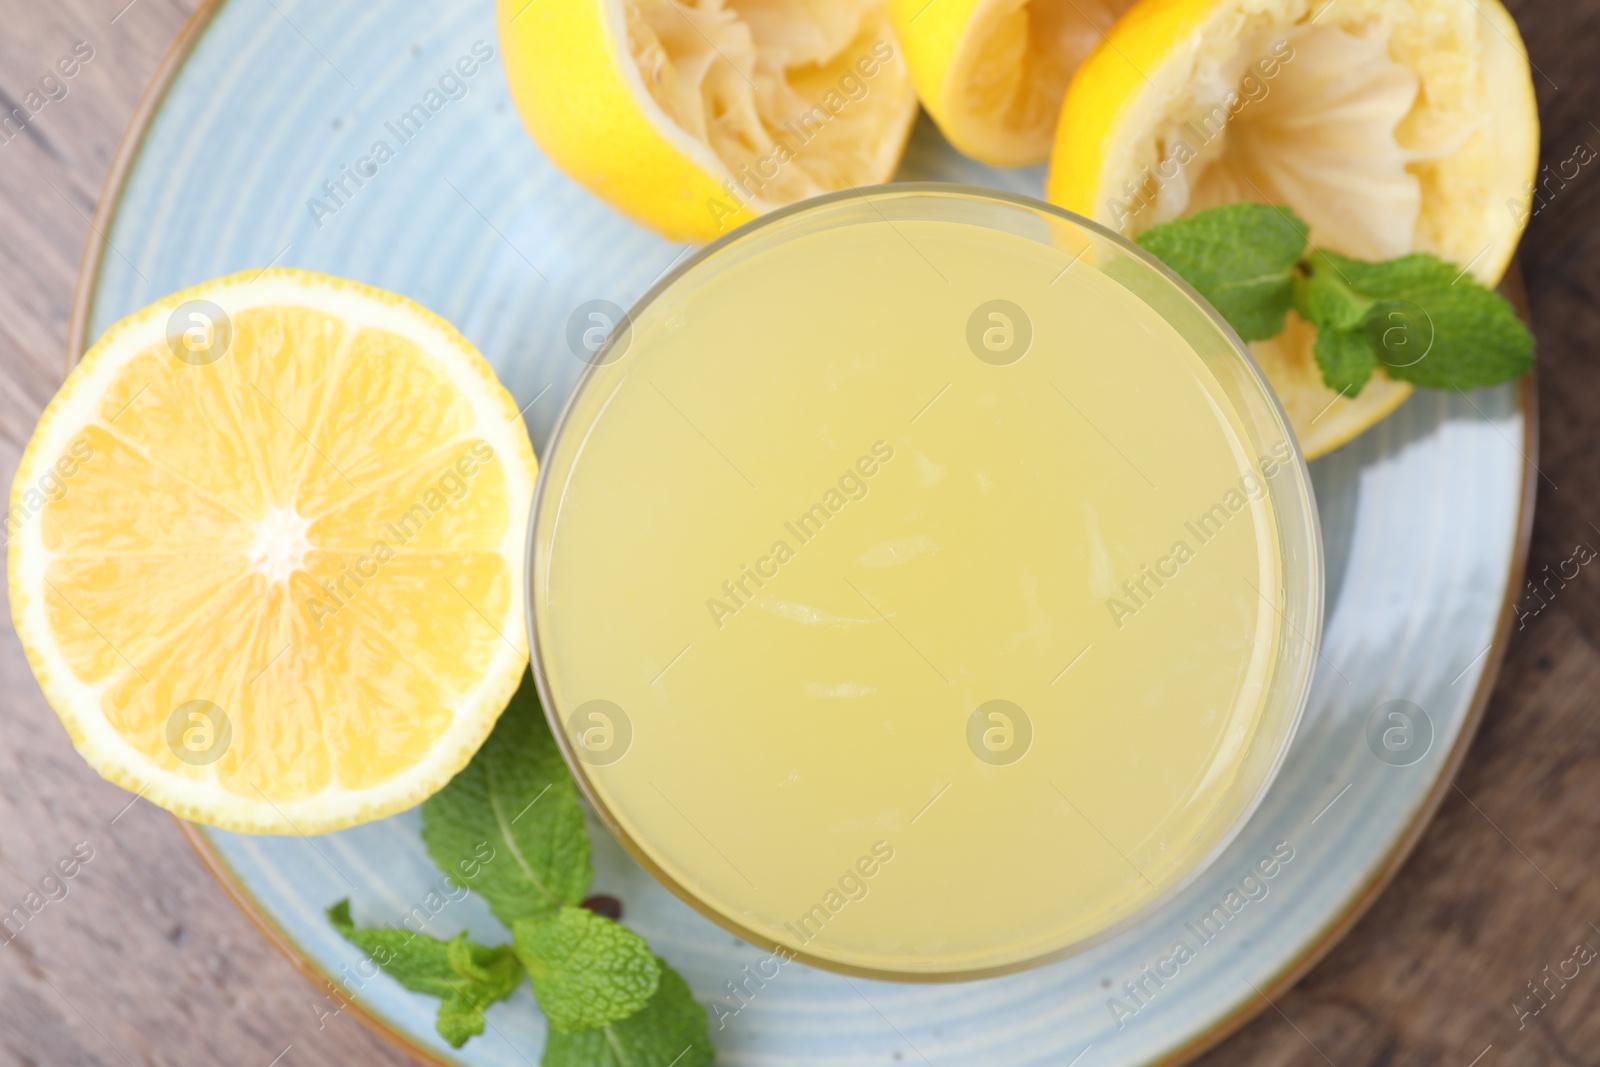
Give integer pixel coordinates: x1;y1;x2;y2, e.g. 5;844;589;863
523;182;1326;982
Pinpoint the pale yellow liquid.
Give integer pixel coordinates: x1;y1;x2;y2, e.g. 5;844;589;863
535;209;1288;976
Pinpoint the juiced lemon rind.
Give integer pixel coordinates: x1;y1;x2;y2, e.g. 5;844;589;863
500;0;919;241
1046;0;1537;457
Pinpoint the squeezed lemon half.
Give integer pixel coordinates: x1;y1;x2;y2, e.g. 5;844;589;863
499;0;919;241
1047;0;1538;456
892;0;1138;166
9;270;537;833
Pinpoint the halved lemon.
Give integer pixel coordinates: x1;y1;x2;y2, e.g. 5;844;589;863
891;0;1137;166
9;270;537;834
1046;0;1538;457
498;0;919;242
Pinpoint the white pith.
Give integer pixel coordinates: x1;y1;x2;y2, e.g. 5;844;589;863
248;506;314;586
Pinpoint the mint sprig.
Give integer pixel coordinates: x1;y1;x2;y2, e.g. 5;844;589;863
327;899;523;1048
1138;203;1534;397
327;671;716;1062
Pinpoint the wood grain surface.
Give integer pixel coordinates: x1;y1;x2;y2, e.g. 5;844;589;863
1;1;1595;1064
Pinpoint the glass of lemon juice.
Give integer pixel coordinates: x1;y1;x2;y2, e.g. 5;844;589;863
529;186;1321;979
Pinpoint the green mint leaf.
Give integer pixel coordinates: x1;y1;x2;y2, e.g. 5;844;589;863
513;906;661;1033
1137;203;1309;341
1311;250;1459;297
1364;283;1535;389
1312;326;1379;396
1293;253;1372;331
541;960;714;1067
1314;250;1535;390
327;900;523;1049
1294;251;1381;396
422;670;592;926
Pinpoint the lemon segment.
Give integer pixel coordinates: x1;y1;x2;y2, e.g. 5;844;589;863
9;270;538;833
499;0;919;241
893;0;1137;166
1047;0;1538;457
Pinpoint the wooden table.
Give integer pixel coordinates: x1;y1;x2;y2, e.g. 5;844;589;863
1;1;1595;1064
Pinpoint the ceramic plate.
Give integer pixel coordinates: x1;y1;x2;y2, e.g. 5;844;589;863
74;1;1534;1063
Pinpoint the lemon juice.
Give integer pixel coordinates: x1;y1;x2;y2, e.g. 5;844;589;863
530;187;1320;977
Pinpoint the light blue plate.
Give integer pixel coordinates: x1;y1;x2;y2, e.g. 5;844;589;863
80;1;1533;1063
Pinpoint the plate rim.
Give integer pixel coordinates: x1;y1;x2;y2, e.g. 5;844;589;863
66;2;1539;1062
